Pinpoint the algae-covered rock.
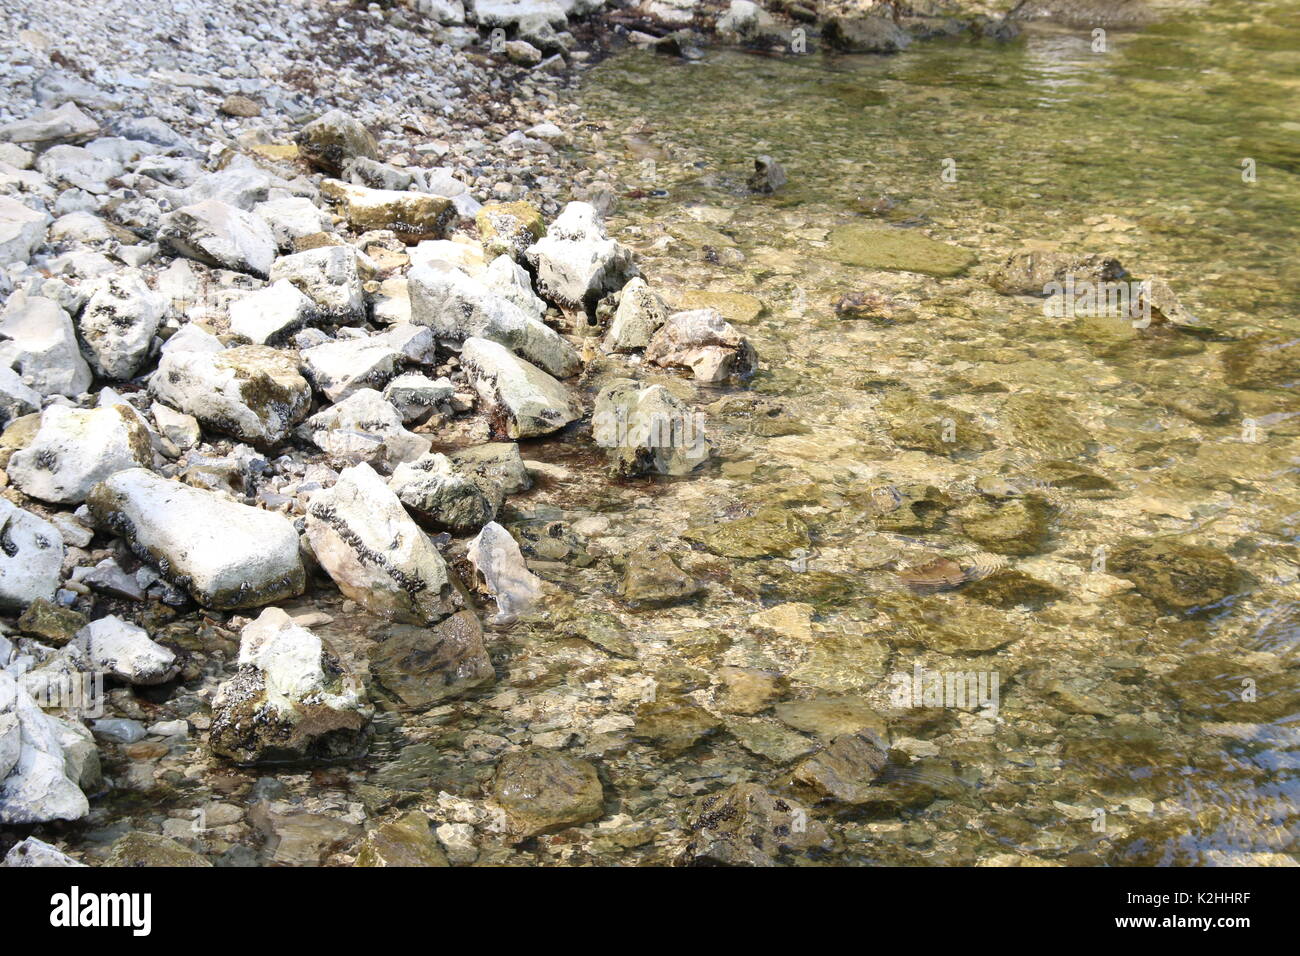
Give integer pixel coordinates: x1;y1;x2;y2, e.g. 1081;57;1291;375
104;831;212;867
677;782;830;867
684;507;810;559
824;223;975;277
986;249;1126;296
368;611;494;711
16;599;87;646
492;748;604;839
879;391;991;455
1106;538;1242;611
961;569;1066;608
476;200;544;260
715;666;786;715
621;549;704;608
774;696;888;740
784;731;890;804
354;811;449;867
634;697;723;755
1221;334;1299;390
873;590;1026;653
675;289;764;324
960;497;1053;556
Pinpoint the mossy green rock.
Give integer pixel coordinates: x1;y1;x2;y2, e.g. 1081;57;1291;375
621;549;705;607
874;591;1025;653
1221;334;1299;390
634;697;723;755
684;507;810;558
676;289;765;323
492;748;605;839
960;497;1053;556
1107;538;1242;611
105;831;212;867
17;598;88;646
354;811;449;867
879;392;992;455
824;223;976;277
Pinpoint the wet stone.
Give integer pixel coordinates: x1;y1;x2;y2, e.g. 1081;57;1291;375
104;831;211;867
683;507;810;559
633;698;723;756
492;748;604;839
368;611;495;712
959;497;1053;556
678;782;830;867
620;549;704;608
1106;538;1242;612
354;810;449;867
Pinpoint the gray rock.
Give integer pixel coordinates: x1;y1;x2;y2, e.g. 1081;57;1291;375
0;102;99;148
0;366;40;427
301;388;430;469
300;336;404;403
253;196;332;249
603;277;667;353
0;196;49;265
747;154;787;194
368;611;493;711
78;269;167;379
459;336;578;439
305;463;459;624
0;672;89;825
228;280;315;345
524;201;637;310
87;468;306;609
0;293;93;397
150;342;313;446
593;379;712;477
296;109;380;177
0;500;64;611
382;372;453;423
408;260;579;378
268;246;366;322
74;615;177;686
157;199;277;278
448;441;531;494
7;404;153;505
467;521;544;623
389;452;502;532
1;836;86;867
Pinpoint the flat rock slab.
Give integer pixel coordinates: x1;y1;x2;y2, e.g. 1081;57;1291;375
823;223;976;277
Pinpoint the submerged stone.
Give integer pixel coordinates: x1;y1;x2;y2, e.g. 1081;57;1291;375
492;748;605;839
824;223;976;277
683;507;810;559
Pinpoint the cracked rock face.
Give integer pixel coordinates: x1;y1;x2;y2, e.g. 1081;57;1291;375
150;341;312;446
524;200;637;310
459;336;578;439
0;499;64;612
7;403;153;505
209;607;371;764
87;468;306;610
305;463;460;625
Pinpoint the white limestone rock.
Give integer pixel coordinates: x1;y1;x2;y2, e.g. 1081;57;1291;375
300;336;404;403
408;260;579;378
268;246;366;321
0;195;49;265
383;372;453;423
228;279;315;345
151;403;201;450
0;102;99;148
1;837;86;867
157;199;277;278
7;404;153;505
0;366;40;427
78;269;167;379
86;468;306;609
0;499;64;612
305;463;459;624
524;201;637;310
149;343;312;446
0;672;89;825
301;388;430;469
253;196;333;249
644;308;759;383
0;292;93;397
209;607;370;764
459;336;578;439
74;616;177;686
467;521;545;624
603;276;668;353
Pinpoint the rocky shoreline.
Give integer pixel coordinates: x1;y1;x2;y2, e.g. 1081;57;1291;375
0;0;1274;869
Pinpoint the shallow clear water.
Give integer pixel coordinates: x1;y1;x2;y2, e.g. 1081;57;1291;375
558;1;1300;864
